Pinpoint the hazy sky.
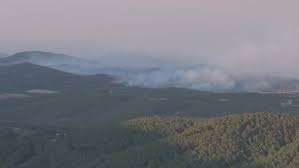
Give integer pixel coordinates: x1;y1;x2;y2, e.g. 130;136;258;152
1;0;298;76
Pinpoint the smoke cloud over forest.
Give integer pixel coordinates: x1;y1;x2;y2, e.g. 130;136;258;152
1;0;299;90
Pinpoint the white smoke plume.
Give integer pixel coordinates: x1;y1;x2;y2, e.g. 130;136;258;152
120;66;235;91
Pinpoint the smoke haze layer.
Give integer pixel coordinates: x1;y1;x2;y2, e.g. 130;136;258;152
0;0;298;78
2;51;299;92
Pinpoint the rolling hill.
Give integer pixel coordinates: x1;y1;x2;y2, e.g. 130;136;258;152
0;63;114;92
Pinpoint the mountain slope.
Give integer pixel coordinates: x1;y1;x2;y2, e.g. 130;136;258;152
0;63;114;92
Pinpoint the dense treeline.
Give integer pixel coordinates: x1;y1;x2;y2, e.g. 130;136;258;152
0;113;298;168
128;113;299;167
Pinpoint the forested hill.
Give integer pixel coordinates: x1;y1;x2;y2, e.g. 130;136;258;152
0;113;298;168
0;63;114;92
128;113;299;167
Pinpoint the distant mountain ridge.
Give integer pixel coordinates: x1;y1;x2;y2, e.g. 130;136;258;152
0;51;104;75
0;51;236;91
1;51;299;92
